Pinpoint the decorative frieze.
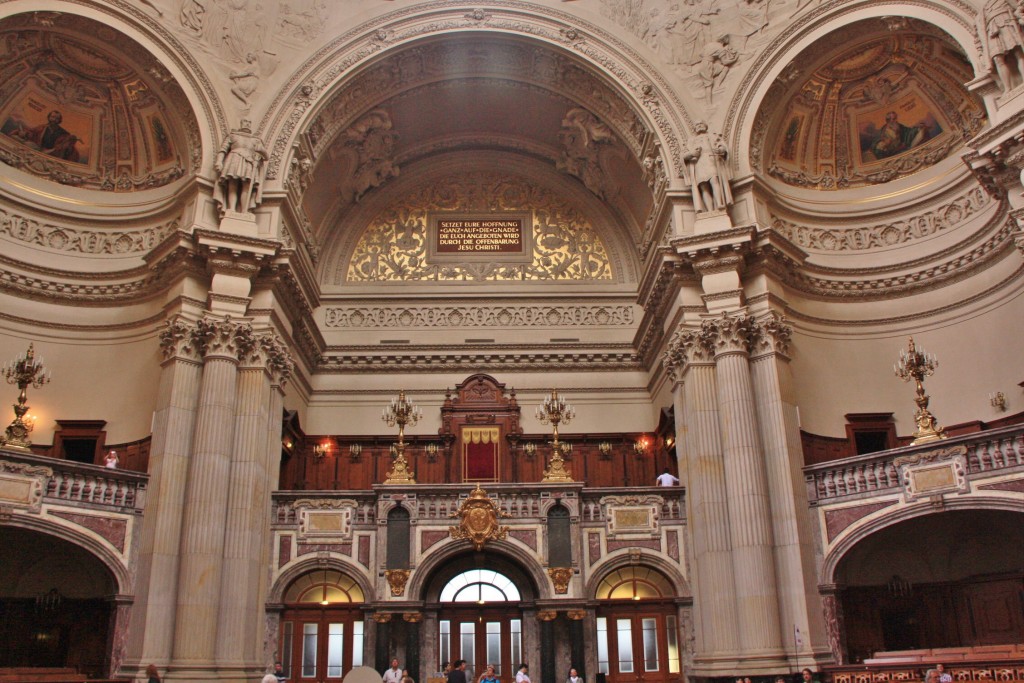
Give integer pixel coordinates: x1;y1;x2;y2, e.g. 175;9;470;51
324;305;634;329
0;209;181;255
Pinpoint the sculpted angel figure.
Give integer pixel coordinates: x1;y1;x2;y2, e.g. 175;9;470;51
684;121;732;212
214;119;267;215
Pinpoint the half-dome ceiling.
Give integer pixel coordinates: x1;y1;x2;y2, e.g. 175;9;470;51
0;13;199;191
297;35;655;237
757;19;985;190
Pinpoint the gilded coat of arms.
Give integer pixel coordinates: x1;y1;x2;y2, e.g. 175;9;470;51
449;483;509;551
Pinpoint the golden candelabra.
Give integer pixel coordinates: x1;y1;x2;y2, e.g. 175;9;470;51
382;389;422;484
894;337;947;445
312;442;329;462
1;343;50;451
535;389;575;482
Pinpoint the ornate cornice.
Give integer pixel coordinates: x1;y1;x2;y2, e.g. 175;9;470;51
0;207;183;256
324;305;635;329
319;347;641;373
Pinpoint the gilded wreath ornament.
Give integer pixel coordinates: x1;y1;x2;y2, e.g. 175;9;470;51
449;484;510;551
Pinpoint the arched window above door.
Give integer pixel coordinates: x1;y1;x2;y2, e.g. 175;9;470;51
284;569;365;605
439;569;521;603
596;567;673;601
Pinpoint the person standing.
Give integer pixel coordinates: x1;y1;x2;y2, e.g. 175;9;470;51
656;468;679;486
274;661;287;683
516;664;531;683
479;665;499;683
145;664;160;683
384;659;403;683
448;660;468;683
567;668;581;683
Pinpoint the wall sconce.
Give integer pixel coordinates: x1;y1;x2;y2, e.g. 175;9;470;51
634;437;649;456
312;442;329;462
349;443;362;462
990;391;1006;412
562;442;573;458
665;435;675;450
598;441;613;459
425;443;439;462
523;442;537;458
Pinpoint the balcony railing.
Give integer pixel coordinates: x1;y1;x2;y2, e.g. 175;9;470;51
0;447;148;511
804;423;1024;505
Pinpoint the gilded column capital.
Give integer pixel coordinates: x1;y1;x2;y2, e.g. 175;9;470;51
159;317;201;362
704;313;759;357
194;316;257;361
663;326;716;382
751;312;793;358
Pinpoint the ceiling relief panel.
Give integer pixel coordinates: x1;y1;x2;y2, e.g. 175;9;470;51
0;14;199;192
757;24;985;191
340;171;614;284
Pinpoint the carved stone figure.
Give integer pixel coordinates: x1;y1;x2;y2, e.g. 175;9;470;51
981;0;1024;91
735;0;768;49
556;108;621;200
666;0;719;67
335;109;399;203
180;0;206;34
684;121;732;212
696;35;739;101
214;119;267;215
230;52;261;107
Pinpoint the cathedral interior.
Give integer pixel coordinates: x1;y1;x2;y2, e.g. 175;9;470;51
0;1;1021;683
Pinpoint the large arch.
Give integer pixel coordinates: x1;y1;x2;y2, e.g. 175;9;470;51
409;540;547;602
585;551;691;600
268;554;376;605
258;2;696;192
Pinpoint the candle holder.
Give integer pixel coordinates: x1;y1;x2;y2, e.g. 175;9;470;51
382;389;422;484
535;389;575;482
1;343;50;451
312;442;329;462
894;337;947;445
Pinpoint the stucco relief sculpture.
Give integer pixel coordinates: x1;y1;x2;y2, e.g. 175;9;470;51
557;108;621;200
333;109;399;204
215;119;267;215
449;483;510;551
696;35;738;101
684;122;732;212
229;52;261;108
980;0;1024;91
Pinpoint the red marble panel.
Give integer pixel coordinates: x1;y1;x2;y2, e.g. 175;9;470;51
49;510;127;552
588;532;601;566
359;535;371;567
666;530;679;561
824;500;896;542
421;529;449;551
607;538;660;553
509;528;537;551
280;535;292;568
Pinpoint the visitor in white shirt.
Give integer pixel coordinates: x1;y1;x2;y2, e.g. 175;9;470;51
655;468;679;486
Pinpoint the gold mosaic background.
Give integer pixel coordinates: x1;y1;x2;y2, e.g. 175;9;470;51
342;172;613;283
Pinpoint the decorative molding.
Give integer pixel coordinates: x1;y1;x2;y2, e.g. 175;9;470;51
548;567;573;594
600;494;662;538
295;498;356;541
0;460;51;513
0;209;182;255
769;187;992;252
320;350;642;373
324;305;635;329
449;484;510;551
384;569;411;597
894;444;969;501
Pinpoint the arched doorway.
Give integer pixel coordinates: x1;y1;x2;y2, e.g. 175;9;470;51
438;568;524;683
832;509;1024;663
0;527;118;677
279;568;366;683
594;567;681;683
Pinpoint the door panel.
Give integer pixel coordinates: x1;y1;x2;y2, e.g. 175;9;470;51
597;607;678;683
281;609;363;683
439;609;521;683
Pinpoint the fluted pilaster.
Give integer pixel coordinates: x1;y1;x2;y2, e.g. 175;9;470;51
665;328;739;663
173;317;255;664
707;314;784;657
126;318;204;671
749;313;829;663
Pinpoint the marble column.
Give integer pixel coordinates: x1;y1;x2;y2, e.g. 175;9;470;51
126;318;204;672
664;326;738;667
215;332;286;670
173;317;255;667
707;314;784;658
819;586;847;666
749;313;829;664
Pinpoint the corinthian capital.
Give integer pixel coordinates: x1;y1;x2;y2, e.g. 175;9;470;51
261;332;295;386
704;313;759;356
752;312;793;357
194;316;257;360
663;326;716;381
159;317;201;361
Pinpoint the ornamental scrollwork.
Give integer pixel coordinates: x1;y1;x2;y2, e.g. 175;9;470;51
548;567;573;594
343;172;613;283
449;484;510;551
384;569;411;597
325;305;634;329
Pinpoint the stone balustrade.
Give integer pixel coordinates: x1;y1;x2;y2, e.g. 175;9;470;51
0;448;147;511
804;424;1024;504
